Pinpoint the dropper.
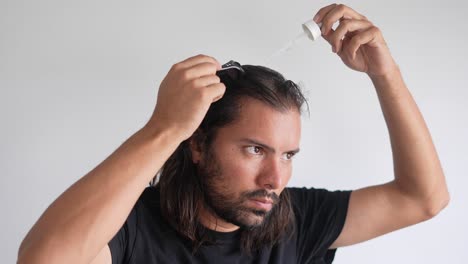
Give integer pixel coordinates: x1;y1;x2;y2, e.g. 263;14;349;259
264;20;322;63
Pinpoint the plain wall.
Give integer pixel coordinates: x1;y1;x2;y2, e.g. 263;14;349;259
2;0;467;263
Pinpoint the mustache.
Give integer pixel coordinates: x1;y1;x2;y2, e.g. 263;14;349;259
243;189;280;204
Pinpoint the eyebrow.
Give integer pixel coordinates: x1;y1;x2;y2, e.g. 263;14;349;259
239;138;300;154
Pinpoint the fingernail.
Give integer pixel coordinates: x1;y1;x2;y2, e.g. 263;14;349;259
332;46;336;53
313;14;319;22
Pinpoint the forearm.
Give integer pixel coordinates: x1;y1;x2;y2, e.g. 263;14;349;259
370;67;450;214
18;125;182;264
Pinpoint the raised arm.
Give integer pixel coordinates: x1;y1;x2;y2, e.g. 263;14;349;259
310;4;450;248
17;54;225;264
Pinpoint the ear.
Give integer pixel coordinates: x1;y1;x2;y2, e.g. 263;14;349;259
189;128;205;164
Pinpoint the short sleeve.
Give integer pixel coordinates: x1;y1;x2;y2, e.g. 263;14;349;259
288;187;351;263
108;204;138;264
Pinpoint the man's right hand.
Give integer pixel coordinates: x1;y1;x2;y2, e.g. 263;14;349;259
17;55;226;264
145;54;226;141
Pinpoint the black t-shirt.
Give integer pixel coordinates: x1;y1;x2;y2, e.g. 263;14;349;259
109;186;351;264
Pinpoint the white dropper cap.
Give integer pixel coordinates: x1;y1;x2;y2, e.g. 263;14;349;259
302;19;322;41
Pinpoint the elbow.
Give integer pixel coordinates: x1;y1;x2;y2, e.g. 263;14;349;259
422;190;450;219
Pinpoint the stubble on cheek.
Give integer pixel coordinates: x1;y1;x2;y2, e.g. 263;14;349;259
198;145;277;228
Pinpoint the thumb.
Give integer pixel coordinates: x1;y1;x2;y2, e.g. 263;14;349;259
207;82;226;103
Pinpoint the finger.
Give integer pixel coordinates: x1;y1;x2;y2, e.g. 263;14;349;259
184;62;219;80
205;82;226;103
193;75;221;88
329;19;373;54
319;4;367;36
176;54;221;71
345;27;380;60
313;3;338;23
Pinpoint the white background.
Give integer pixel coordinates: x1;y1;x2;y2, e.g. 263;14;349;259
2;0;467;263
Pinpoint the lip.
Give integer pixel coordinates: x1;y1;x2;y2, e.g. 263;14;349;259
249;198;273;211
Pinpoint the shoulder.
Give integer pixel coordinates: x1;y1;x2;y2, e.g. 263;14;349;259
284;187;352;258
285;186;351;204
285;187;352;219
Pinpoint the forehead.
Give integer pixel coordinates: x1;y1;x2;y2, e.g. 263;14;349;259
215;97;302;147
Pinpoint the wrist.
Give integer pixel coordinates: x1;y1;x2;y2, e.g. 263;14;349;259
140;123;186;148
368;65;401;85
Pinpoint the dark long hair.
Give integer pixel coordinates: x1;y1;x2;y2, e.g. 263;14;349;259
150;63;309;254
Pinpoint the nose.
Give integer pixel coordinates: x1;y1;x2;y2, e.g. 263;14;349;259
257;157;285;190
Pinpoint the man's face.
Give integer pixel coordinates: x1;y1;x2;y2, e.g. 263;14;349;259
194;98;302;229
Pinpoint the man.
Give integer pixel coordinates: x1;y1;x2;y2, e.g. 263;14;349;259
18;4;449;264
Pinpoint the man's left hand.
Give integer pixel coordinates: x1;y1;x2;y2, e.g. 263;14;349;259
313;4;398;77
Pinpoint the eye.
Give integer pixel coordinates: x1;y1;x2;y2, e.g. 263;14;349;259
282;152;296;161
246;146;263;155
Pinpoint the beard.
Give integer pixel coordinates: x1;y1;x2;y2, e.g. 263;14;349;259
197;147;280;229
